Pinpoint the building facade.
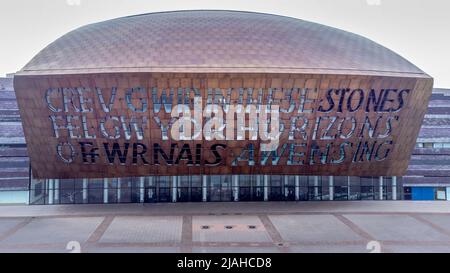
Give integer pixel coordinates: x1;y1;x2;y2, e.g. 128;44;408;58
2;88;449;204
5;78;450;204
1;10;446;204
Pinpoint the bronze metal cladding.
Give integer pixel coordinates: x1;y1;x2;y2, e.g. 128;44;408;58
13;10;433;179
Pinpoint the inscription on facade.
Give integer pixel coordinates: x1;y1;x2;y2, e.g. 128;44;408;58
46;85;408;168
14;72;432;178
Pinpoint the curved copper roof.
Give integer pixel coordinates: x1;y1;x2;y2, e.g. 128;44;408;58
18;10;428;77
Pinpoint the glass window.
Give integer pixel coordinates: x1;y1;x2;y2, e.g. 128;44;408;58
256;175;263;187
158;187;171;202
88;178;104;189
88;191;103;204
60;188;76;204
208;175;221;202
298;176;308;187
403;187;412;200
307;176;321;200
321;177;330;200
308;176;319;186
269;186;283;201
374;177;382;200
308;186;321;201
157;176;171;187
115;178;132;203
177;187;190;202
130;177;144;190
334;186;348;200
108;187;118;203
286;176;296;186
190;187;203;202
176;176;193;202
360;177;374;200
131;186;140;203
191;176;202;187
146;177;156;187
88;179;104;204
349;176;361;186
361;186;374;200
333;177;349;201
349;183;361;200
120;177;133;188
178;176;190;187
436;187;447;200
208;175;232;202
59;179;75;190
131;177;141;188
349;177;361;198
298;185;308;201
239;175;253;187
383;176;393;200
108;178;119;188
120;188;132;203
360;177;374;186
268;175;283;201
209;175;221;188
333;177;348;186
270;175;283;186
220;175;232;201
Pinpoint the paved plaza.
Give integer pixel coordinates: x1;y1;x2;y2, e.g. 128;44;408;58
0;201;450;253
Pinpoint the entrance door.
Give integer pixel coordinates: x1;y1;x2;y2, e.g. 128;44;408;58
208;175;232;202
269;187;283;201
253;187;264;201
144;187;156;203
158;187;171;202
239;187;252;201
284;186;296;201
190;187;203;202
177;188;190;202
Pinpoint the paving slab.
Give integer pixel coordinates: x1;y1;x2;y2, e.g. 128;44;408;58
269;215;363;243
192;247;280;253
0;218;25;235
193;215;272;243
0;246;69;253
99;216;182;243
344;214;450;242
86;246;180;253
1;217;103;245
419;214;450;232
289;244;371;253
385;244;450;253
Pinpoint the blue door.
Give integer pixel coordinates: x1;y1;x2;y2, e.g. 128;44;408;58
411;187;435;200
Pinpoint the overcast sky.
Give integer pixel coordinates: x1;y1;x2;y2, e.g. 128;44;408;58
1;0;449;87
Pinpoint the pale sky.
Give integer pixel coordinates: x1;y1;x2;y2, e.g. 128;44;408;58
1;0;449;87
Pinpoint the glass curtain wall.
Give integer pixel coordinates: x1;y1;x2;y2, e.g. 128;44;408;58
29;175;402;204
